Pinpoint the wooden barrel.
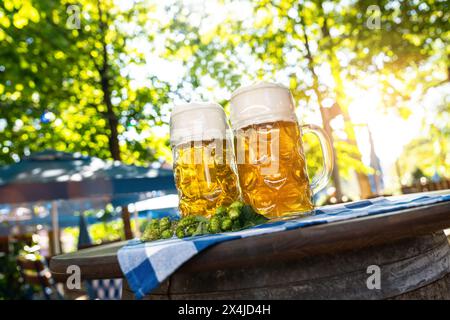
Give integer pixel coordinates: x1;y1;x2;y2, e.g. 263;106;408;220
124;231;450;300
50;200;450;300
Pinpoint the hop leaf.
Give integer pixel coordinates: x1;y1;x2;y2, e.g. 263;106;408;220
193;220;209;236
239;205;268;228
231;219;241;231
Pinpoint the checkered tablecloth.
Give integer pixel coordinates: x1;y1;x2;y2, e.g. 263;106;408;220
86;279;122;300
118;192;450;299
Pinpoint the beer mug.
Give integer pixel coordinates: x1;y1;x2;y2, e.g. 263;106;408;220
170;102;240;217
230;82;333;218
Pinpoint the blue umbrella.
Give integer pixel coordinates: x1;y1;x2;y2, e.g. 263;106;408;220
0;150;177;253
0;150;176;204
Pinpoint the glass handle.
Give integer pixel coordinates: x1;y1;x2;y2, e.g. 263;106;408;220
300;124;334;194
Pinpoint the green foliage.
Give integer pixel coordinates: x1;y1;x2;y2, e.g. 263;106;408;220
65;218;127;251
398;93;449;183
0;240;35;300
0;0;172;165
89;219;125;243
399;131;450;183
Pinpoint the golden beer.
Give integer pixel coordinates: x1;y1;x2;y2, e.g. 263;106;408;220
170;102;240;217
230;82;333;219
173;139;240;217
235;120;313;218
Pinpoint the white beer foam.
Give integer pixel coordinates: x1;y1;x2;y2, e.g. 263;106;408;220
230;82;297;130
170;102;228;146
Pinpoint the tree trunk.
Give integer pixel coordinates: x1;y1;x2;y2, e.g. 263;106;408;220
97;0;121;162
97;0;131;239
121;206;133;240
100;66;121;162
318;0;372;198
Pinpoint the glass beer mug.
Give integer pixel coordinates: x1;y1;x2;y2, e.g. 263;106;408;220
170;102;240;217
230;82;333;219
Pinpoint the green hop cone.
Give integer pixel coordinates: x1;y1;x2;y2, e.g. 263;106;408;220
175;226;185;238
149;219;160;229
161;229;173;239
141;224;160;241
229;201;244;210
159;217;171;231
228;207;240;221
221;218;232;231
178;216;196;228
209;216;221;233
215;206;227;218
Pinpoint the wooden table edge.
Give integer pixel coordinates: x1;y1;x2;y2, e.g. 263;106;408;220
50;199;450;281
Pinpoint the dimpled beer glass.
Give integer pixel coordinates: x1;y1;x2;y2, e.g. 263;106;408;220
230;82;333;219
170;102;240;217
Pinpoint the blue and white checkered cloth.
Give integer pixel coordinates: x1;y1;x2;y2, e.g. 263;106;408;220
118;192;450;299
86;279;123;300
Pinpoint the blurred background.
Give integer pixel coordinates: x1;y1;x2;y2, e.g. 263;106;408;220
0;0;448;299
